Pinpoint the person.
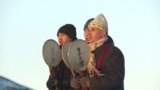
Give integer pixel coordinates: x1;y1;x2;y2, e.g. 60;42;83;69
87;13;125;90
74;13;125;90
70;18;94;90
46;24;77;90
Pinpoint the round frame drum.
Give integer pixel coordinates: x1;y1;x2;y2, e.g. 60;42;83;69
68;39;91;71
42;39;61;67
61;41;73;69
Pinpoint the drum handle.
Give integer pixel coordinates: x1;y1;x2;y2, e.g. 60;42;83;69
88;64;104;77
71;69;76;77
87;54;104;77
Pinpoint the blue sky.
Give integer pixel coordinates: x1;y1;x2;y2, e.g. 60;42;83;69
0;0;160;90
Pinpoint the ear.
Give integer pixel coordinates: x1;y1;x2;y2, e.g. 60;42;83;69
101;31;107;37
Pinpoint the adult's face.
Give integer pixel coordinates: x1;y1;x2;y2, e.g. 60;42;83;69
57;33;72;45
84;27;106;44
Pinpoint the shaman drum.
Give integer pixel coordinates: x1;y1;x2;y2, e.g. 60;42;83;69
42;39;61;67
68;39;91;71
61;41;73;69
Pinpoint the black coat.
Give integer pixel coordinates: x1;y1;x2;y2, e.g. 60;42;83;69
89;36;125;90
46;61;72;90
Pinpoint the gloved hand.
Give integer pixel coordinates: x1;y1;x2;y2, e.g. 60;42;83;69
46;76;58;90
80;75;89;88
71;77;81;89
77;69;89;77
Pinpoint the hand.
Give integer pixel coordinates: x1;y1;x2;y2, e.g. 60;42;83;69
77;69;89;77
71;77;81;89
46;76;58;89
80;75;89;88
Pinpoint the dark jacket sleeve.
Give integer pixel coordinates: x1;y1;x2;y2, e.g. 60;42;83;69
46;76;57;90
89;46;125;90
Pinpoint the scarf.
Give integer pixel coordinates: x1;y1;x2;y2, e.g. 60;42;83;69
88;36;108;51
87;36;108;77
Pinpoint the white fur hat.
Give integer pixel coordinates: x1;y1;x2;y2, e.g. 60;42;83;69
88;13;108;32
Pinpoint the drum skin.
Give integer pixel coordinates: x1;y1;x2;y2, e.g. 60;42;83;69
42;39;61;67
68;39;91;71
61;41;73;69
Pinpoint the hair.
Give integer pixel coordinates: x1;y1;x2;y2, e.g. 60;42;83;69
83;18;94;30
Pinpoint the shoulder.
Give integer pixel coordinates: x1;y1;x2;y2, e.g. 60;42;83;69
110;45;123;53
108;45;124;55
102;42;124;58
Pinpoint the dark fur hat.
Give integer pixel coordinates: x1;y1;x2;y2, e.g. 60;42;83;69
57;24;77;41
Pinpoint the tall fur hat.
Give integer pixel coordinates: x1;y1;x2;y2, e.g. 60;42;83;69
88;13;108;32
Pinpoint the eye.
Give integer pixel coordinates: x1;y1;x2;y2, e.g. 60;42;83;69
84;29;89;32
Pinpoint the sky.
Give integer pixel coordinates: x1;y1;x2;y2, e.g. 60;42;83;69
0;0;160;90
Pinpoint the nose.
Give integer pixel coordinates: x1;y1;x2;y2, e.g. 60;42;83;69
85;31;91;37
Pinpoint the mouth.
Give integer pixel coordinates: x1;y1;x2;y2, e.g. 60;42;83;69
85;38;89;44
59;41;63;45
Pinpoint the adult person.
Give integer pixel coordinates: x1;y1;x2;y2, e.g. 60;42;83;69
46;24;77;90
80;13;125;90
70;18;94;90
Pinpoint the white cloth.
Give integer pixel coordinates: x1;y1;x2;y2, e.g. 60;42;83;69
88;36;108;51
87;36;108;77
